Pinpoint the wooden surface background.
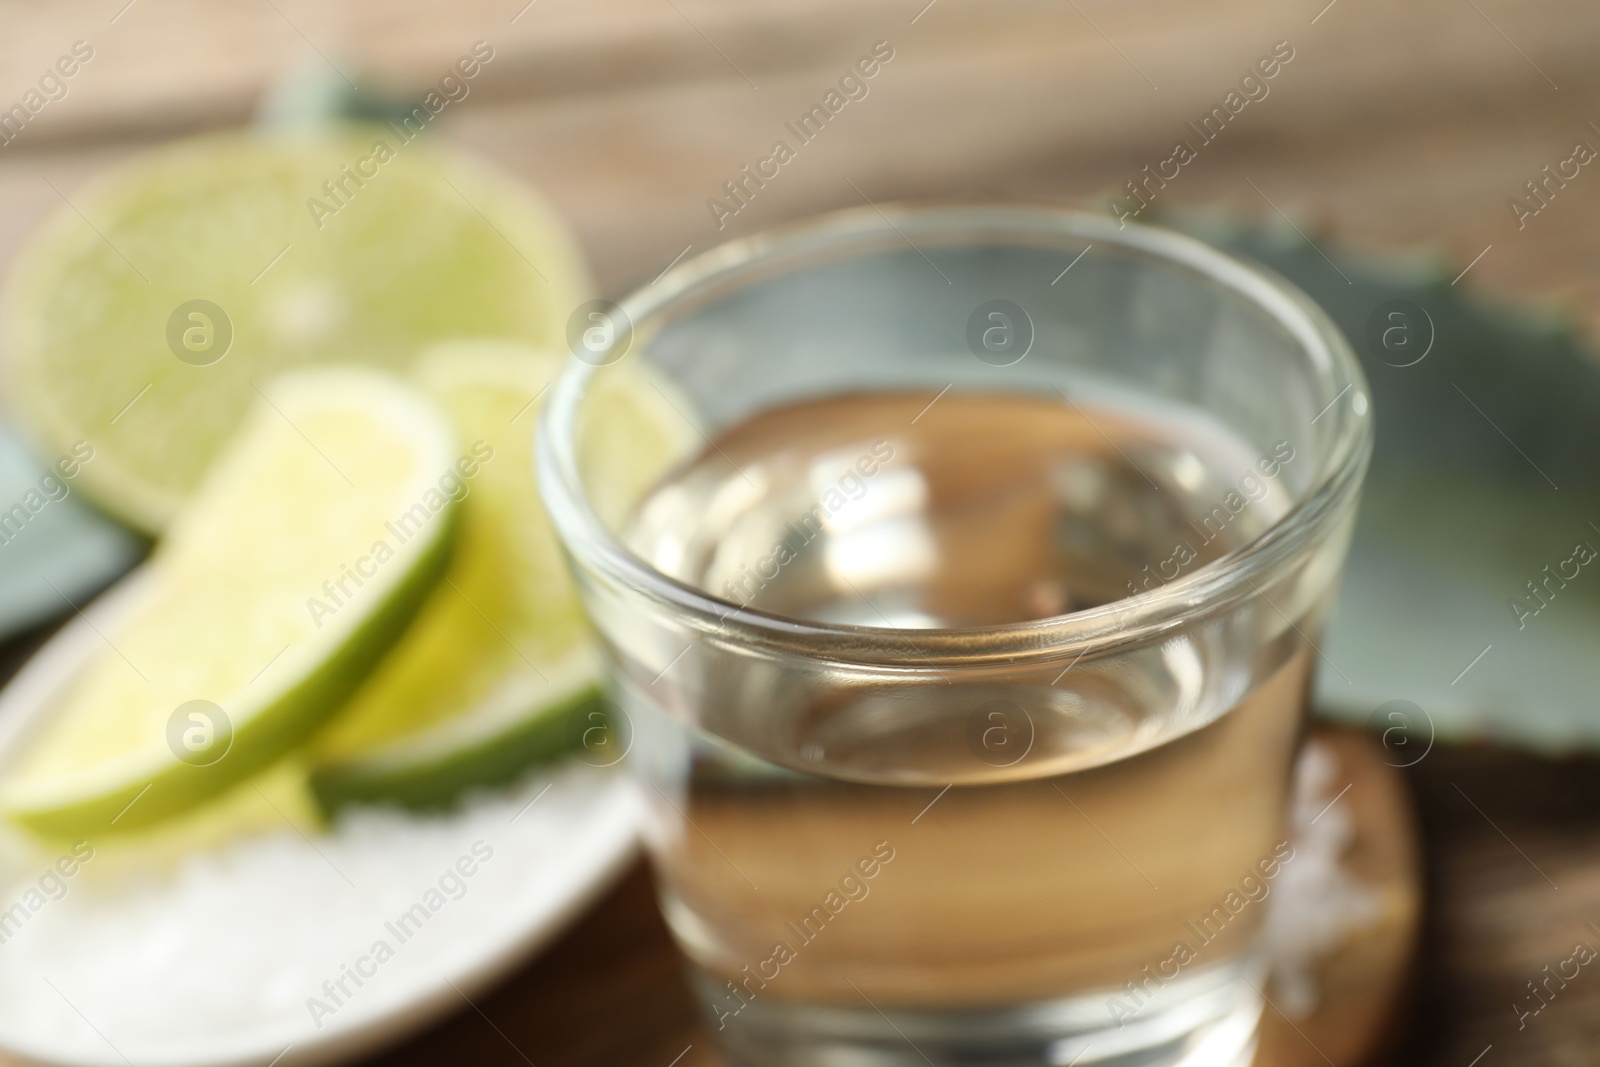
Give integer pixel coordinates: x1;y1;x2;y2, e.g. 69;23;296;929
3;1;1600;1064
4;0;1600;330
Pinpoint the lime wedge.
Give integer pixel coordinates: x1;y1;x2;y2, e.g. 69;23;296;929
0;368;459;837
309;342;694;811
0;128;589;532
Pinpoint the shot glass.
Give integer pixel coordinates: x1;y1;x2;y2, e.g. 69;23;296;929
537;205;1372;1067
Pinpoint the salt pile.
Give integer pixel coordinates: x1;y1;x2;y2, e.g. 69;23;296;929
1265;740;1383;1016
0;765;635;1065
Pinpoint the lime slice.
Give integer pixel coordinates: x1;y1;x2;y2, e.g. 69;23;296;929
0;127;589;532
0;368;459;837
309;342;694;811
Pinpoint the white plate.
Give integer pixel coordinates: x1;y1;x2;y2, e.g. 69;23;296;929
0;575;641;1067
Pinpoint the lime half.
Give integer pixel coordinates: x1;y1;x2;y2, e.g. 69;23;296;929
310;343;694;811
0;368;459;837
0;128;590;532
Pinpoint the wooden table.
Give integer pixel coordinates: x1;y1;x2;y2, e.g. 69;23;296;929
3;1;1600;1063
5;0;1600;331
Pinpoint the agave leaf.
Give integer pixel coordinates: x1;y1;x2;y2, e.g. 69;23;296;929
1174;211;1600;752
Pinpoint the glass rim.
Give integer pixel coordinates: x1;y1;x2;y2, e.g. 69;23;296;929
537;202;1374;668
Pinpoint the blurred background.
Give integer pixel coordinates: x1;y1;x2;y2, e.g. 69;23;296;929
4;0;1596;313
2;1;1599;1065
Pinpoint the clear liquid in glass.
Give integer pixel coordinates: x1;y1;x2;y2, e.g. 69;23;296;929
620;390;1312;1067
